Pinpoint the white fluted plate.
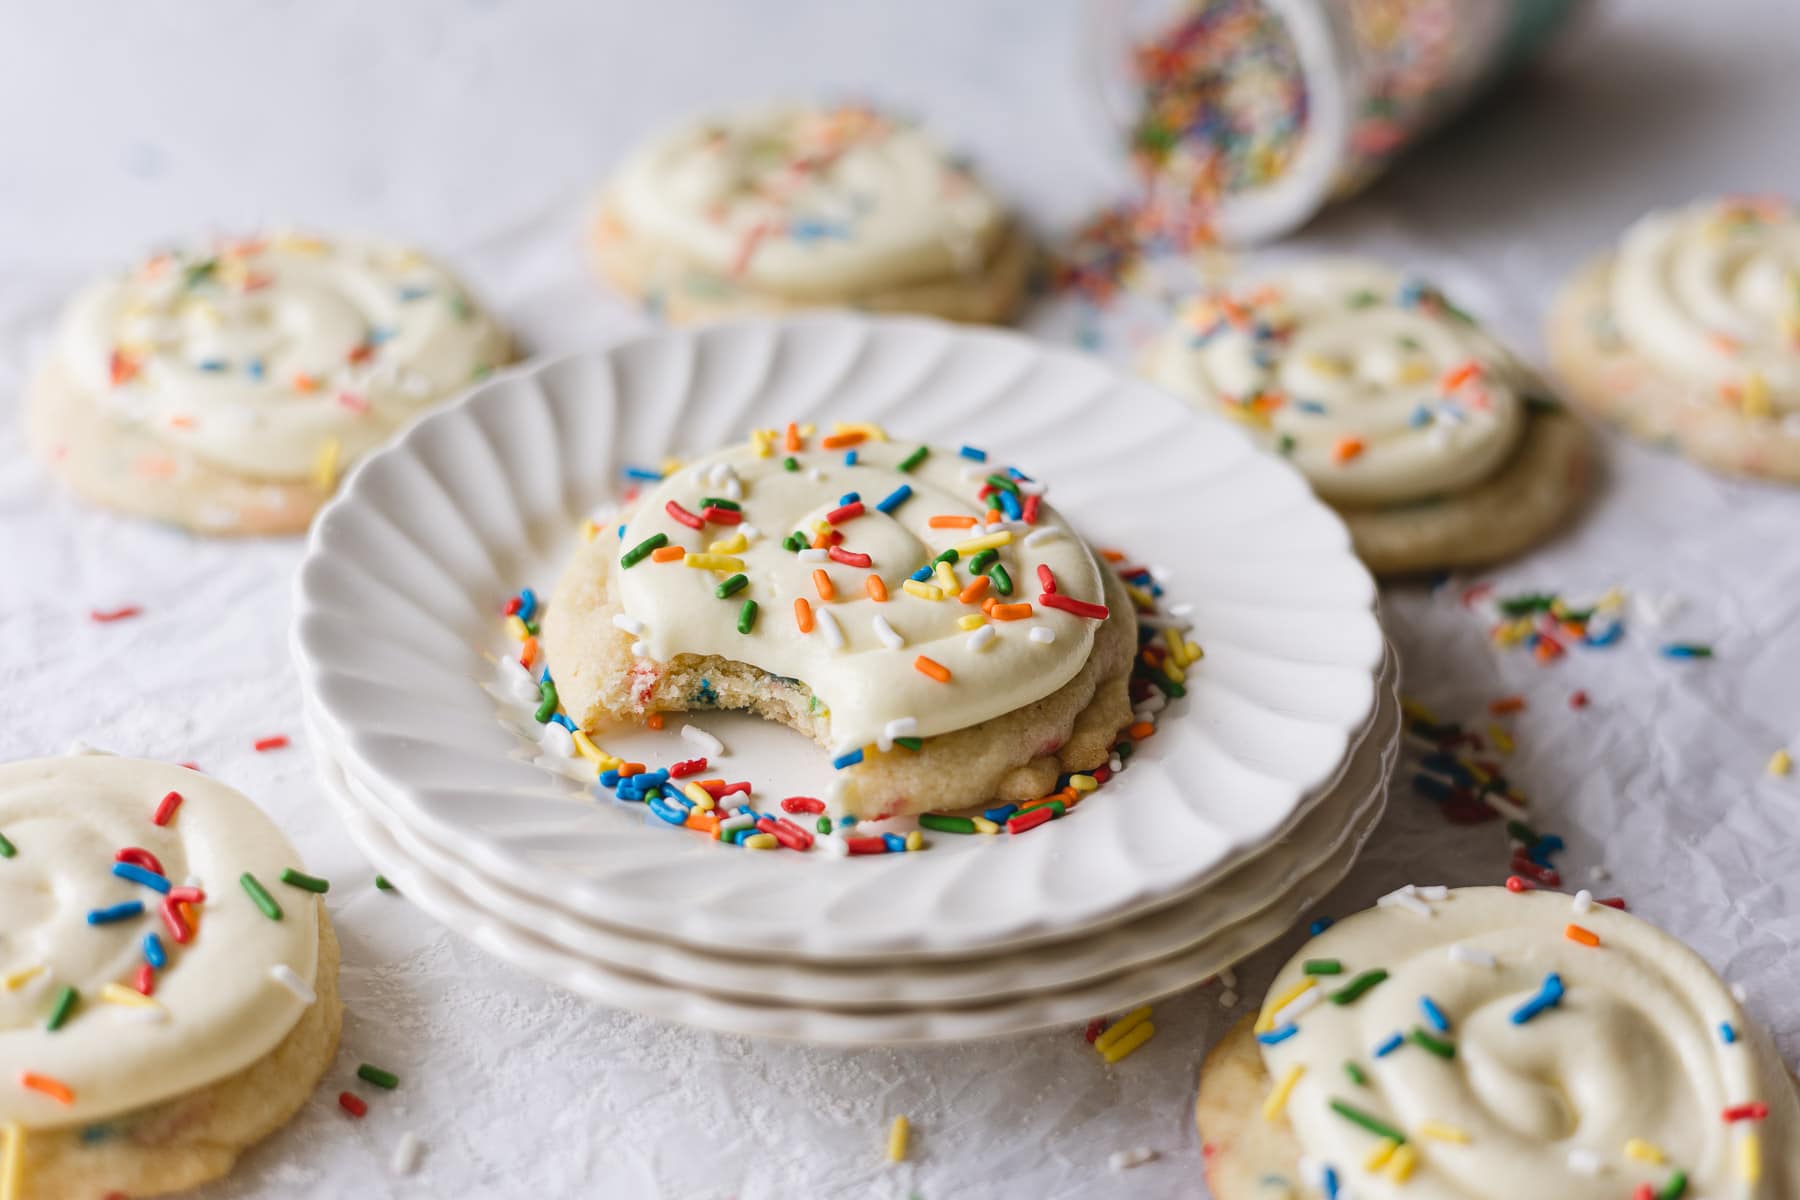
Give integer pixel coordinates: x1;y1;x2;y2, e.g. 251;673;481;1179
294;315;1385;961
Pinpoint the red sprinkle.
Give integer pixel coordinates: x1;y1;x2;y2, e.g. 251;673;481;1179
668;757;708;779
160;897;192;944
1596;896;1628;910
1509;854;1561;887
1039;593;1109;621
1504;875;1537;893
1489;696;1526;715
827;546;873;568
152;791;183;826
665;500;704;530
780;796;825;814
89;606;142;623
253;735;289;753
339;1092;368;1118
1036;564;1057;593
1460;583;1494;607
1021;493;1041;525
1084;1019;1107;1044
1724;1102;1770;1122
763;817;815;851
700;505;743;525
825;501;865;525
503;596;522;616
116;846;166;876
1006;807;1056;835
1569;689;1589;709
135;963;156;996
844;836;890;856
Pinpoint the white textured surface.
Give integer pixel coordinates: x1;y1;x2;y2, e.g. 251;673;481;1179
1;2;1798;1198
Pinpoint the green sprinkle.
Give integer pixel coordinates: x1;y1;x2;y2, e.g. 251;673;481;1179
620;533;667;569
279;868;330;894
984;473;1020;495
1657;1169;1689;1200
1347;289;1379;309
1302;958;1343;976
1021;799;1066;819
1329;1098;1407;1144
1408;1027;1456;1059
240;872;284;921
533;679;559;724
0;831;14;858
1505;819;1540;847
1115;740;1134;759
815;816;832;835
46;985;78;1032
357;1063;399;1090
1276;433;1296;456
933;548;960;567
897;446;929;472
715;573;748;599
919;813;976;834
893;737;923;751
1343;1061;1367;1086
699;497;741;511
1497;592;1555;617
968;548;998;574
783;533;804;552
737;599;758;635
989;564;1013;596
783;456;799;472
1329;969;1388;1006
374;875;395;892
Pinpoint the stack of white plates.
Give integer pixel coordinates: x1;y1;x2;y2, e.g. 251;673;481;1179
293;317;1398;1044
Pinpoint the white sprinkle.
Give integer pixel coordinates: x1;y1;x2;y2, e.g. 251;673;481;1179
1108;1147;1157;1171
1590;865;1612;882
269;963;316;1004
391;1132;424;1176
798;548;830;563
821;832;849;858
680;725;725;757
498;657;539;704
1137;691;1167;715
1731;983;1748;1003
1022;527;1060;549
1108;755;1122;772
805;467;824;482
1220;968;1238;989
1482;792;1529;823
1218;990;1238;1008
1148;564;1173;584
872;615;904;650
723;476;743;502
1028;625;1055;644
1169;602;1194;618
740;524;761;542
1377;884;1434;917
538;722;575;759
1414;885;1449;901
611;614;646;636
1281;987;1323;1023
718;812;755;834
1571;889;1594;914
815;608;845;650
1565;1148;1603;1175
118;1004;170;1024
65;739;104;756
630;641;650;658
884;717;918;740
1448;943;1496;968
1014;477;1047;496
967;625;996;652
960;466;986;482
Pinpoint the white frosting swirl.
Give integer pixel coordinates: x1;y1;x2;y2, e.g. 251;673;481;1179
608;106;1005;298
1611;198;1800;414
611;433;1108;753
53;231;509;480
1256;886;1800;1199
0;755;321;1127
1149;261;1531;506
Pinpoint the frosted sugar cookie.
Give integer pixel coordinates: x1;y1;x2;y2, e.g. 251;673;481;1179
589;105;1031;324
1548;196;1800;482
26;231;511;534
1149;260;1589;574
0;754;341;1198
543;427;1137;821
1196;885;1800;1199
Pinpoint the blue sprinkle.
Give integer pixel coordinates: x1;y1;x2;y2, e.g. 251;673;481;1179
1007;466;1032;482
832;748;864;770
959;446;987;462
881;832;906;853
518;588;538;621
733;827;758;845
1256;1024;1298;1045
550;713;576;732
112;862;171;894
617;524;626;539
623;466;663;482
997;490;1022;520
1323;1166;1341;1200
983;804;1018;824
1720;1022;1738;1044
875;484;912;515
909;565;933;583
398;285;433;302
1419;996;1450;1032
368;326;397;344
599;769;621;787
196;358;229;372
1412;774;1456;803
1510;972;1565;1024
1373;1032;1405;1057
1661;642;1711;659
142;932;166;968
844;450;858;466
87;901;145;925
1294;399;1328;415
246;359;266;379
1584;622;1624;647
838;814;857;828
1408;405;1432;427
838;492;860;506
647;797;688;826
1308;917;1335;936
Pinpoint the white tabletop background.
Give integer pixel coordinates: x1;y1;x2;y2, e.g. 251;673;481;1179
3;2;1799;1197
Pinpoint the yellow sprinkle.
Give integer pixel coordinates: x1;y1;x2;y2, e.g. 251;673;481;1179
684;554;744;572
902;580;944;601
100;983;158;1009
952;531;1012;555
1068;774;1098;793
658;457;684;476
1124;582;1157;609
743;833;778;850
1183;637;1204;663
682;782;715;811
1596;587;1625;612
1364;1138;1399;1171
957;614;986;630
1094;1006;1153;1053
971;817;999;834
1624;1138;1665;1165
709;532;748;555
1255;978;1317;1034
505;615;531;642
1769;749;1792;776
1;1121;21;1200
312;437;340;492
1162;659;1185;685
798;423;815;438
1741;1131;1762;1183
1101;1019;1156;1064
750;430;773;458
1221;403;1273;430
1387;1142;1418;1182
811;519;830;536
1400;697;1438;724
887;1115;909;1162
834;421;889;442
2;966;44;992
1417;1120;1470;1143
571;730;607;764
1487;723;1515;754
1398;361;1434;384
274;232;327;254
581;520;599;543
1743;371;1773;419
904;829;923;851
1261;1064;1304;1122
933;562;958;593
1304;353;1351;377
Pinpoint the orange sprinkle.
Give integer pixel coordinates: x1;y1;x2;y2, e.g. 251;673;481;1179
811;530;831;549
794;598;815;633
20;1072;75;1105
813;569;836;601
959;576;991;605
651;545;685;562
929;515;979;529
685;810;720;834
820;431;865;450
1710;332;1742;355
518;636;537;669
982;596;998;613
1489;696;1526;715
865;575;888;602
1128;721;1155;740
990;603;1034;621
784;422;801;452
984;508;1003;524
1565;924;1600;948
1100;549;1126;562
619;762;646;777
292;372;320;393
1534;638;1564;663
646;713;664;731
1439;360;1481;391
1332;436;1366;464
914;655;952;683
167;414;195;430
